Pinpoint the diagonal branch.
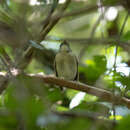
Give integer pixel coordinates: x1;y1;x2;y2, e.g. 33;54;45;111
28;74;130;109
0;73;9;94
0;73;130;109
39;0;71;42
0;47;14;68
41;0;59;32
17;0;71;70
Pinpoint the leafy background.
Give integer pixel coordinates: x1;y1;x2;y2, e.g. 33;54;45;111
0;0;130;130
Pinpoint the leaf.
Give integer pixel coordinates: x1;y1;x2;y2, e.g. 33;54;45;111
116;115;130;130
121;31;130;41
79;55;107;85
46;87;63;103
0;110;18;130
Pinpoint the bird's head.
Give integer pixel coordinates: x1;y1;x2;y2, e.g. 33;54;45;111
60;40;71;52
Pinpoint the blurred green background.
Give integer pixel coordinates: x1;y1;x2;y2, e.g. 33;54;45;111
0;0;130;130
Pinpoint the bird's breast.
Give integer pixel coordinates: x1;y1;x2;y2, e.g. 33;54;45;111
55;52;77;80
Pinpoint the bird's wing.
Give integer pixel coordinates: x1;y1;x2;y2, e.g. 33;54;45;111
74;55;79;81
54;57;58;77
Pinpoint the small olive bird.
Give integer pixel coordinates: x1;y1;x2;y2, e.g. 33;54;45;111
54;41;78;81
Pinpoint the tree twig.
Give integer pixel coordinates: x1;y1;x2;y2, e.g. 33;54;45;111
53;110;117;125
46;36;130;53
112;10;129;121
40;0;59;32
0;47;13;67
0;73;9;94
61;5;98;18
54;2;121;19
0;55;12;75
79;4;106;59
39;0;71;42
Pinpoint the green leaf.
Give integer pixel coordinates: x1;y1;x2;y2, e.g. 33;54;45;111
121;31;130;41
116;115;130;130
79;55;107;85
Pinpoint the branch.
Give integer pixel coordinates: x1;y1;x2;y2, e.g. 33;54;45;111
46;37;130;53
39;0;71;42
61;5;98;18
53;110;116;125
54;2;122;19
28;74;130;109
0;73;130;109
0;73;9;94
79;5;107;59
0;47;13;64
40;0;59;32
112;10;129;120
0;56;12;75
17;0;71;69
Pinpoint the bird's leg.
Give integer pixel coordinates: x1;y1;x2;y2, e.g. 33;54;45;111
59;77;65;80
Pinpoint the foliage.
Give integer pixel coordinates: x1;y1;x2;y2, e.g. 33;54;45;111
0;0;130;130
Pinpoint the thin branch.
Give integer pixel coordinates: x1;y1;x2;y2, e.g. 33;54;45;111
113;11;129;69
54;2;122;19
61;5;98;18
112;10;129;121
40;0;59;32
39;0;71;42
79;6;106;59
46;37;130;52
0;74;9;94
53;110;116;125
0;55;12;76
0;48;13;66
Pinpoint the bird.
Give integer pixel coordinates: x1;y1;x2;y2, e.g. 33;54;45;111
54;40;78;82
